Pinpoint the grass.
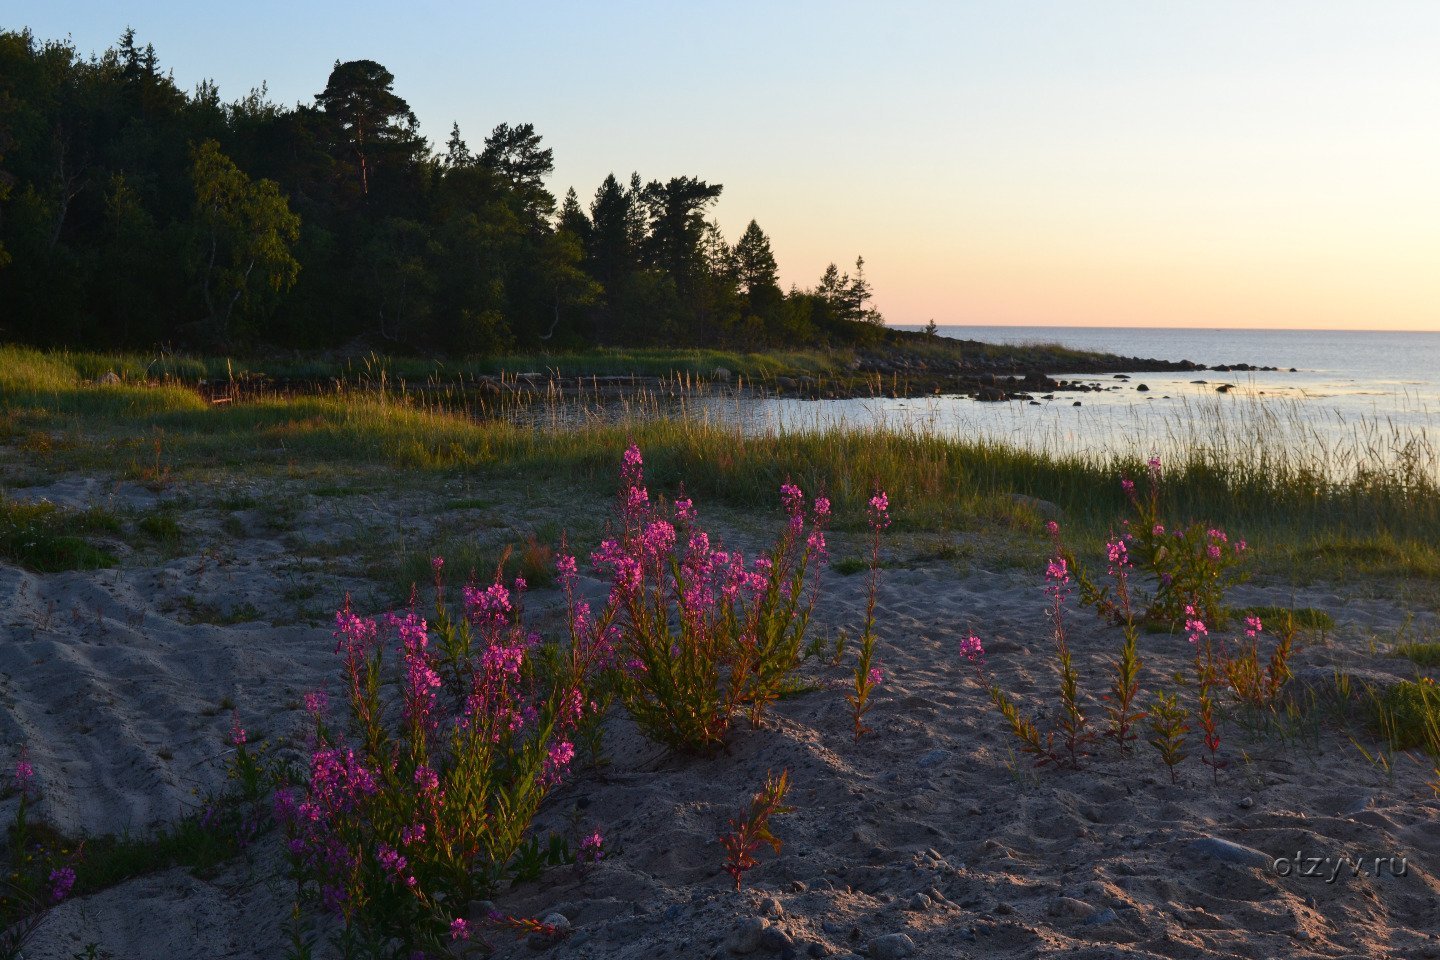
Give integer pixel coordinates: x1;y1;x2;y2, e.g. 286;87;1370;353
1370;678;1440;752
6;344;1440;576
1238;605;1336;631
0;494;120;572
1395;643;1440;668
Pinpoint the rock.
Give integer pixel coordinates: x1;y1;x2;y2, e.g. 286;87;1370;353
1135;383;1149;392
1072;400;1082;406
1237;796;1254;809
1187;836;1272;869
1048;896;1094;919
907;892;933;911
806;944;832;958
1004;493;1062;520
1084;907;1119;926
759;897;784;918
994;902;1014;915
867;933;916;960
791;880;808;893
759;927;794;952
915;748;951;769
713;366;733;382
1215;384;1232;393
541;912;571;932
98;371;121;385
728;918;770;954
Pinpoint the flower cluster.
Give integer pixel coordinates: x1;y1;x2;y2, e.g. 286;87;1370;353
600;447;830;750
277;564;587;949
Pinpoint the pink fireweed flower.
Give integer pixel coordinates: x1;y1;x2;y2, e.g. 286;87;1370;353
542;740;575;786
867;667;884;686
813;497;831;518
431;555;444;575
400;823;426;846
451;918;472;941
304;690;328;717
556;553;578;584
413;765;440;794
1152;524;1165;537
674;497;696;521
1146;455;1162;475
375;843;414;885
1120;478;1136;497
1106;538;1129;570
1207;544;1222;560
14;754;33;789
49;866;75;903
579;830;605;862
230;712;247;747
1045;520;1060;536
1234;540;1247;553
333;602;377;656
806;529;828;558
780;481;804;515
959;634;985;666
1245;615;1263;638
1045;557;1069;585
514;576;528;594
1184;606;1208;644
639;519;677;559
868;490;891;529
622;443;643;470
464;581;513;627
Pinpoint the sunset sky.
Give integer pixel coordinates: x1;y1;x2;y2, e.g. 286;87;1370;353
12;1;1439;330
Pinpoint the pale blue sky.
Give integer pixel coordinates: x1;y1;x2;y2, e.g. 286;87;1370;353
9;1;1440;329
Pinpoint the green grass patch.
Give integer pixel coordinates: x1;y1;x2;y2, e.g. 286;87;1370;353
0;494;119;572
1370;678;1440;752
1394;643;1440;668
138;511;182;541
1238;606;1336;632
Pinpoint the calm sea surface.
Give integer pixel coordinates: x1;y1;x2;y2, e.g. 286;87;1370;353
732;326;1440;475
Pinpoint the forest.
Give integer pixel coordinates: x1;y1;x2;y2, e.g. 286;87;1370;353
0;28;890;354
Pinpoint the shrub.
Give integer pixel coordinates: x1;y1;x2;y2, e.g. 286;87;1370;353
1069;457;1249;628
273;570;590;953
597;445;829;751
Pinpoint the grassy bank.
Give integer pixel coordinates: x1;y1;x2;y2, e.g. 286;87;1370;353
4;345;847;386
4;345;1440;578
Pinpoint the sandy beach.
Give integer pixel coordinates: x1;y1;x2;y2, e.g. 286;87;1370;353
5;466;1438;960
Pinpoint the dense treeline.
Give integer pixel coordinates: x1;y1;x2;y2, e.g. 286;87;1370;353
0;28;887;353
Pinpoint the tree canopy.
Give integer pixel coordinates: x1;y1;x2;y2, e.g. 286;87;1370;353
0;27;886;352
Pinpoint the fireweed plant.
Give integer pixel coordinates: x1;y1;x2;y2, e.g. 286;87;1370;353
2;753;77;960
272;571;596;955
847;489;891;741
1068;457;1249;629
596;445;831;752
988;528;1095;768
720;769;792;891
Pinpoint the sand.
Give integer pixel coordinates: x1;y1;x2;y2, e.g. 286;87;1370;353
4;471;1439;959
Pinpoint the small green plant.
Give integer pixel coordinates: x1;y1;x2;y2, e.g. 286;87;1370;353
990;685;1056;765
1222;613;1298;709
720;769;792;891
0;495;118;572
1146;690;1190;784
2;754;78;959
1097;535;1146;751
847;489;889;741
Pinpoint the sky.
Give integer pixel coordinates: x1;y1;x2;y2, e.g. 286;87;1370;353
9;1;1440;331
